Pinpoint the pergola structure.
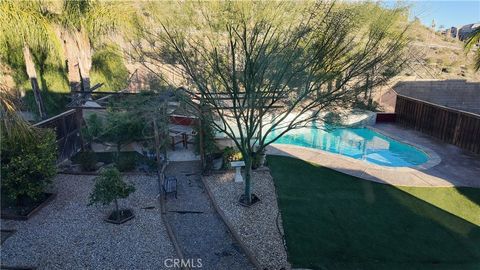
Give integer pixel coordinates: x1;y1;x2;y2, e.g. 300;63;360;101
66;88;194;164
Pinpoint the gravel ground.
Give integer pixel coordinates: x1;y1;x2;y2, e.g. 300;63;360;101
204;169;291;270
1;174;176;269
165;161;254;270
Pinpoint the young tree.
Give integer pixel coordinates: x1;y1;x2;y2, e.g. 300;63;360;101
99;110;144;162
82;90;173;171
88;167;135;221
133;1;409;204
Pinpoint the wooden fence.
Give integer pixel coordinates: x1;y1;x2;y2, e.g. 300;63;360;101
376;113;396;123
34;109;84;163
395;95;480;154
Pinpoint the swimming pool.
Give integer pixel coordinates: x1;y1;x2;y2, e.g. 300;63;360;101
267;126;429;167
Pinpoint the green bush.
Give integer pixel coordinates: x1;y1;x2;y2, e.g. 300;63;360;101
82;113;103;144
101;111;144;155
222;147;243;169
1;129;57;205
77;151;98;172
117;154;136;172
91;45;129;92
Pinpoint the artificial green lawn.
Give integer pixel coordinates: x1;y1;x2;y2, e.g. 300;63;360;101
268;156;480;270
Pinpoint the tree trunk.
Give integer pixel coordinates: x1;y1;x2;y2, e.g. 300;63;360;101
23;44;47;119
364;74;370;101
76;29;92;94
244;155;253;204
114;198;120;221
368;69;374;107
257;149;266;167
79;67;91;93
116;144;121;164
60;30;81;92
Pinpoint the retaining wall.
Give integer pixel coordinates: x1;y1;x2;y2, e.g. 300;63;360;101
393;80;480;115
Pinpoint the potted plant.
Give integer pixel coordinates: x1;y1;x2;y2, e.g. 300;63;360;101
88;167;136;224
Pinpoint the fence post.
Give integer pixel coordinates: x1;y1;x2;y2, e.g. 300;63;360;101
452;113;462;145
75;108;84;151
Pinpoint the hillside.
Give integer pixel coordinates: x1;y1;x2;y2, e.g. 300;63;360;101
372;21;479;112
402;21;479;81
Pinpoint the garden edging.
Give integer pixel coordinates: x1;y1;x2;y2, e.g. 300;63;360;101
1;193;57;221
156;164;189;270
200;175;262;270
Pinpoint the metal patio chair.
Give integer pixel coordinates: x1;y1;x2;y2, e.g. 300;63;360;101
163;176;177;199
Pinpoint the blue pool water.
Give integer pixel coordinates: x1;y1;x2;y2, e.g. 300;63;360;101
267;126;429;167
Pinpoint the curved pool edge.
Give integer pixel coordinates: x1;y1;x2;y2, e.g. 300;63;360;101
267;143;428;173
266;144;455;187
366;126;441;170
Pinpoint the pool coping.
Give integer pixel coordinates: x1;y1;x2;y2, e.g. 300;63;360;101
366;126;442;170
267;125;441;172
266;143;459;187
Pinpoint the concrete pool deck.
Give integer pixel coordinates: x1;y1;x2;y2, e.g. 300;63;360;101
267;123;480;188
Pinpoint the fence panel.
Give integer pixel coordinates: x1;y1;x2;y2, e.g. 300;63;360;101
395;95;480;154
33;109;83;163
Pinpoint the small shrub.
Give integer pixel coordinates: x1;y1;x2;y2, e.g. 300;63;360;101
353;100;383;112
77;151;98;171
1;129;57;205
323;112;342;125
222;147;243;169
88;167;135;220
117;154;136;172
252;152;262;169
82;113;103;144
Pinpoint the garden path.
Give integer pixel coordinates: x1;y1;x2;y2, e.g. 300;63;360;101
164;161;254;270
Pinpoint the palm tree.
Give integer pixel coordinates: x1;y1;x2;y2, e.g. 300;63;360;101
0;0;60;119
465;27;480;71
0;83;33;140
56;0;138;93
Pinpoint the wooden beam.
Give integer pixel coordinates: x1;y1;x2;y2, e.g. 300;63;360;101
191;95;288;100
90;83;104;92
70;91;138;95
212;106;284;109
67;106;107;110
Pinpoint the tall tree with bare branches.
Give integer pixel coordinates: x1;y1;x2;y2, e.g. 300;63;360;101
132;1;409;205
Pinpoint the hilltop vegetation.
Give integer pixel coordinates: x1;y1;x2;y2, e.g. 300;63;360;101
1;1;477;120
403;20;480;81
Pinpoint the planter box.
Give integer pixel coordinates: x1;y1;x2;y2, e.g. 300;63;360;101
238;194;261;207
104;209;135;224
1;193;56;221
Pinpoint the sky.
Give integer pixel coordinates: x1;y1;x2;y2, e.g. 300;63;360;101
382;0;480;29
